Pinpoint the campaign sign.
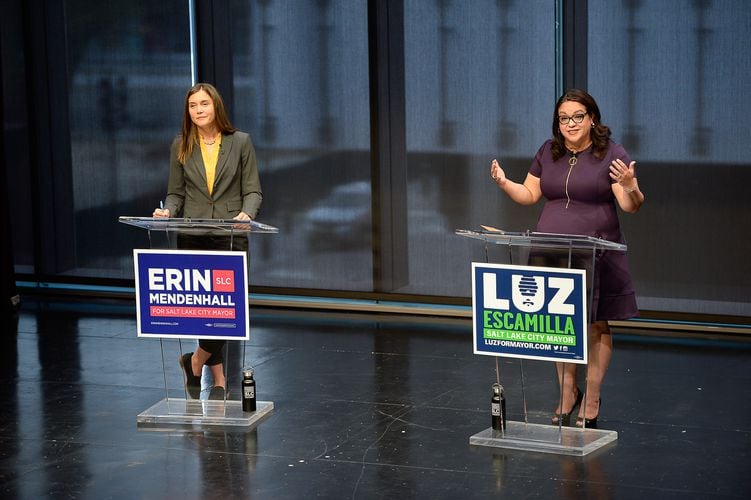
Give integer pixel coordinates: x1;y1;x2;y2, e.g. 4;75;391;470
134;249;249;340
472;262;588;364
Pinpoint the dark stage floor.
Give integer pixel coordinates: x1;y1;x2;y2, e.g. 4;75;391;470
1;296;750;499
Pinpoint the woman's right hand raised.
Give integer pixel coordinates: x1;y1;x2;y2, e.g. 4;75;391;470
490;159;507;187
152;208;171;218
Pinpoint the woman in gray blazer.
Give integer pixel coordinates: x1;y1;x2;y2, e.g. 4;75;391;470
153;83;262;400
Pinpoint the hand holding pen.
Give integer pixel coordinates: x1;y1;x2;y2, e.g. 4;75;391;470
152;200;170;218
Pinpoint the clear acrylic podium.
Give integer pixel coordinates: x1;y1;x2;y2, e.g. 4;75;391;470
457;228;624;456
119;216;278;428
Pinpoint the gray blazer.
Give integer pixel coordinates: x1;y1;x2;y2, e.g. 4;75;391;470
164;131;262;219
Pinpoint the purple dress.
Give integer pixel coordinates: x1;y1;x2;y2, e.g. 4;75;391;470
529;139;638;321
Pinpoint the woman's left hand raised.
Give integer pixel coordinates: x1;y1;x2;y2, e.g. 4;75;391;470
609;159;636;188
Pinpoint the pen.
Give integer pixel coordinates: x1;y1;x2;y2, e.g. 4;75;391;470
160;200;164;210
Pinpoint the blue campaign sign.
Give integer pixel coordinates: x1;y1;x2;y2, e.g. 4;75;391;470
134;249;250;340
472;262;588;364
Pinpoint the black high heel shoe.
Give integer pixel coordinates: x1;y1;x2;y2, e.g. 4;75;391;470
576;398;601;429
551;387;583;426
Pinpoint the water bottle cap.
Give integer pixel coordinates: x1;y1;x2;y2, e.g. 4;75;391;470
492;382;504;395
243;367;254;378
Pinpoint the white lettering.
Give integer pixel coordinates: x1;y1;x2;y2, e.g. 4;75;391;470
165;269;183;291
547;277;575;315
482;271;578;316
149;268;213;292
193;270;211;292
483;273;510;310
148;269;164;290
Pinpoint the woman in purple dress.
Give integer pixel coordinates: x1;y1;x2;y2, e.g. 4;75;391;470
489;89;645;428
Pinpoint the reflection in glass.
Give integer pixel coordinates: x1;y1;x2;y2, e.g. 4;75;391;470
588;1;751;315
231;0;372;291
401;0;555;296
65;1;192;277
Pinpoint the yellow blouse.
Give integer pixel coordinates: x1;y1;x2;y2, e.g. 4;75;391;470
199;134;222;194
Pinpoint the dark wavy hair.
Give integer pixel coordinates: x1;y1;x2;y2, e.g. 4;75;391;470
177;83;237;164
551;88;611;161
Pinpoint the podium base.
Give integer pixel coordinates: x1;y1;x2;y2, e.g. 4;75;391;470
469;421;617;456
137;398;274;428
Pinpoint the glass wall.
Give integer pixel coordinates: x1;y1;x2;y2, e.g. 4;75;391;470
3;1;750;320
587;0;751;316
398;0;556;296
65;0;192;278
230;0;373;291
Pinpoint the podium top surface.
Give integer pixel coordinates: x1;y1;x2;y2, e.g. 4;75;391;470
119;216;279;234
456;228;626;251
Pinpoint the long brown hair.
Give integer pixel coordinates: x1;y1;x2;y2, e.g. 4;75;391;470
177;83;237;164
550;88;611;161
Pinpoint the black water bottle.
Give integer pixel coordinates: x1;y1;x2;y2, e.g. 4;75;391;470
242;368;257;412
491;383;506;432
